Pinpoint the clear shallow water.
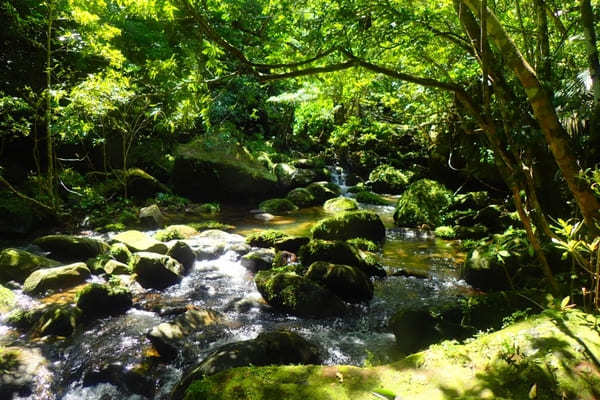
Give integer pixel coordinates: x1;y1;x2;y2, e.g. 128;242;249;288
1;169;469;400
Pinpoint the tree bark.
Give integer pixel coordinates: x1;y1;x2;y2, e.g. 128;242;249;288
462;0;600;234
45;1;56;208
534;0;552;84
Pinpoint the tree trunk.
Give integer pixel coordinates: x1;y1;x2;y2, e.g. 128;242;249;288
534;0;552;84
46;2;55;208
581;0;600;162
461;0;600;234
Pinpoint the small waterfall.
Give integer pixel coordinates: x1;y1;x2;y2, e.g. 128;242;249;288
328;165;350;195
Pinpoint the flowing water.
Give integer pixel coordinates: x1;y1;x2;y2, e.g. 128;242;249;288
0;168;470;400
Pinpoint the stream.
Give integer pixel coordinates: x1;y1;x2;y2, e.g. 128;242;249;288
0;168;470;400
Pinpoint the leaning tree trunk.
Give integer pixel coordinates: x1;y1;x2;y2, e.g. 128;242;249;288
461;0;600;234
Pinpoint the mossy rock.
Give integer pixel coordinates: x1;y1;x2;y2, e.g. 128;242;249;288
148;308;224;360
103;259;131;275
454;224;488;240
173;330;321;400
346;238;379;252
241;248;276;272
187;221;236;232
172;138;279;202
298;240;385;277
311;211;386;243
393;179;453;227
167;240;196;271
10;304;82;337
258;198;299;214
245;230;289;248
275;163;321;189
33;235;110;263
109;243;132;264
255;270;345;318
368;164;412;194
131;252;183;289
434;226;456;240
0;284;15;313
305;261;373;303
75;283;133;319
182;310;600;400
461;248;516;291
273;236;311;253
0;248;60;284
155;225;199;242
22;263;91;295
323;197;359;213
286;188;317;208
113;168;170;200
354;191;388;205
305;182;340;203
111;230;168;254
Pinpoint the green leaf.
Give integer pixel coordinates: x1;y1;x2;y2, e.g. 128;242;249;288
560;296;570;309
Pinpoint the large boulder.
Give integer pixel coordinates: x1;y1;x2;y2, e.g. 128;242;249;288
138;204;165;228
147;307;224;360
116;168;170;200
258;198;299;214
172;138;279;202
131;252;183;289
311;211;386;242
322;197;359;213
76;283;132;319
273;236;311;253
305;262;373;303
368;164;412;194
33;235;109;263
0;248;60;284
166;240;196;271
171;330;321;400
154;225;199;241
286;187;317;207
22;263;91;295
393;179;453;227
111;230;168;254
245;230;289;248
255;270;345;317
306;182;340;203
299;239;385;277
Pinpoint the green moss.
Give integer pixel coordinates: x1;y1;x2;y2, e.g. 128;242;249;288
323;197;359;213
434;226;456;240
0;347;20;374
347;238;379;252
187;221;236;232
286;188;317;208
306;182;339;203
311;211;386;242
0;284;15;313
75;282;132;318
183;310;600;400
298;239;385;277
98;222;127;232
259;198;299;214
0;248;61;284
155;225;199;242
109;243;132;264
354;191;388;205
246;230;290;248
393;179;453;227
368;164;413;194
